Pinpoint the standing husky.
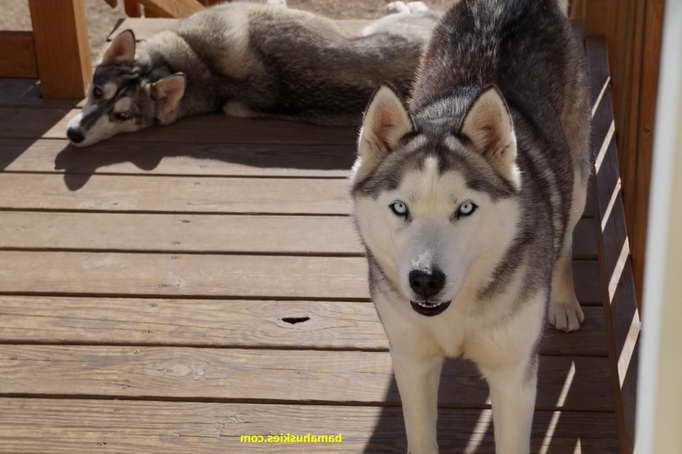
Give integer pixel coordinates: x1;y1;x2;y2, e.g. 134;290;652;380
66;2;441;147
350;0;590;453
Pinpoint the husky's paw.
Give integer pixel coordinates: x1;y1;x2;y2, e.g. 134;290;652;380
223;101;263;119
549;298;585;332
385;1;410;14
406;2;430;13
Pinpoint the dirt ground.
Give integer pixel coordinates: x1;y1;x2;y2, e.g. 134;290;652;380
0;0;452;63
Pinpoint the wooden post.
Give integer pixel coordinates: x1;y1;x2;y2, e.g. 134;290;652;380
27;0;92;99
571;0;666;305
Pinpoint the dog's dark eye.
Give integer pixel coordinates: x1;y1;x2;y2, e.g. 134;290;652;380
456;200;478;218
93;87;103;99
114;112;132;121
390;200;409;218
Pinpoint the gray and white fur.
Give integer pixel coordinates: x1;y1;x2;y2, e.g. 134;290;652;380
350;0;590;453
67;1;441;147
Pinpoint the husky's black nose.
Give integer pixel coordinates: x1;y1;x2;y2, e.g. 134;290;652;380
409;269;446;299
67;127;84;144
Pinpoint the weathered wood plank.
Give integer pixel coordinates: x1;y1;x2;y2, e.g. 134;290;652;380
0;138;353;178
0;345;612;410
0;251;601;303
0;212;598;259
626;0;664;303
0;213;362;254
0;296;608;355
0;399;618;453
0;173;596;218
0;31;37;78
27;0;91;98
0;107;358;145
0;251;366;300
0;174;350;215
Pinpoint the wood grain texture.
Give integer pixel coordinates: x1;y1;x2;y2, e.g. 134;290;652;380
0;171;597;218
0;213;362;254
27;0;92;98
0;32;37;78
0;138;353;178
626;0;665;303
0;345;612;410
0;399;619;453
0;251;601;303
0;296;608;355
0;107;358;145
0;251;366;300
0;174;351;215
0;212;597;259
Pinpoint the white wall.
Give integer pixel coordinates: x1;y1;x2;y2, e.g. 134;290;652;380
635;1;682;453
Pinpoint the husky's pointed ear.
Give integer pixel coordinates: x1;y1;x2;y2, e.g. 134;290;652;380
354;86;414;182
460;86;520;190
102;30;136;65
151;73;186;124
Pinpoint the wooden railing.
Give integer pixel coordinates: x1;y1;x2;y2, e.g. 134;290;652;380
571;0;666;304
0;0;215;98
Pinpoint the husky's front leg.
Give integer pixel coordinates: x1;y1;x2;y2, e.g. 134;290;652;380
392;350;443;454
480;357;537;454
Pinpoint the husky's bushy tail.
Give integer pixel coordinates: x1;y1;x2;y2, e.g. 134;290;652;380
410;0;570;111
434;0;528;88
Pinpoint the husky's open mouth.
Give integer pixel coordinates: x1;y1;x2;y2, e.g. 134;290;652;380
410;300;452;317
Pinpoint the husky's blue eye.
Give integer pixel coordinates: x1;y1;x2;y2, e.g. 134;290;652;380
390;200;409;218
457;200;477;217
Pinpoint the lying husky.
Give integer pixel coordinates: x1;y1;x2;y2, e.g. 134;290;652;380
66;1;441;147
350;0;590;452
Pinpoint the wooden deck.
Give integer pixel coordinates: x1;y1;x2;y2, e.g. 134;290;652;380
0;33;634;453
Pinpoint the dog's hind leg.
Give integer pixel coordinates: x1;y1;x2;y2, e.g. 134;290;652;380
222;101;272;119
549;239;585;332
549;176;587;332
392;351;442;454
480;358;537;454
